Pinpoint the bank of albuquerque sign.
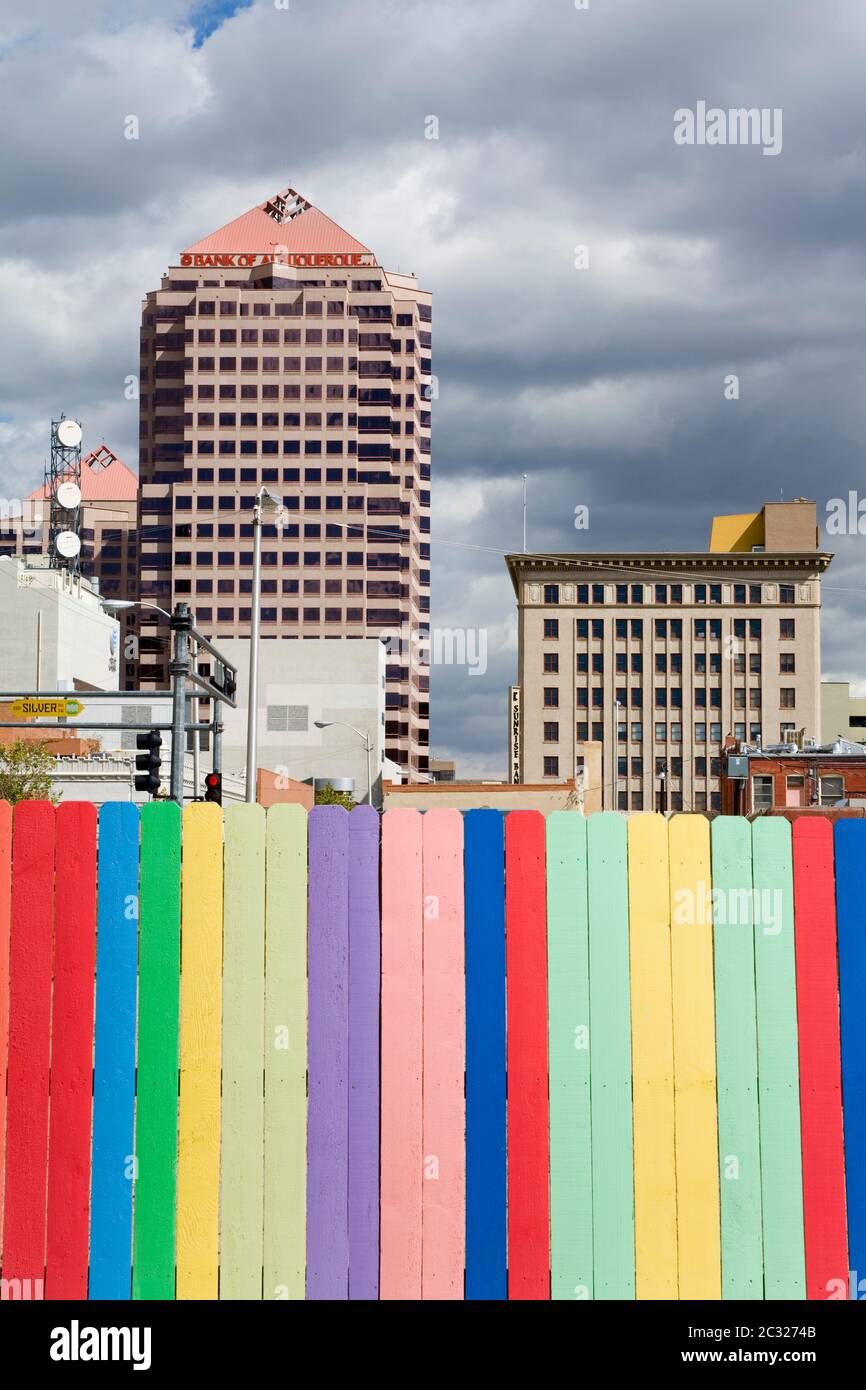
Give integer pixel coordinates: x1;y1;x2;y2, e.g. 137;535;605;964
179;251;376;269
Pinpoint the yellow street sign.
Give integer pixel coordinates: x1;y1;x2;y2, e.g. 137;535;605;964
9;697;85;719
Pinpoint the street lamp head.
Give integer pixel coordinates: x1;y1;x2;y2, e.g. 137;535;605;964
100;599;136;611
257;487;282;513
314;720;334;729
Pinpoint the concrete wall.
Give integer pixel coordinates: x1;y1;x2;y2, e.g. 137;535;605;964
382;780;586;812
822;681;866;744
0;558;120;693
217;636;386;803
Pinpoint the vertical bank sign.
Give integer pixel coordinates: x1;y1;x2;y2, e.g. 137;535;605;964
509;685;521;784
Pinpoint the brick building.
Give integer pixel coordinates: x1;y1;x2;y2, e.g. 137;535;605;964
722;739;866;814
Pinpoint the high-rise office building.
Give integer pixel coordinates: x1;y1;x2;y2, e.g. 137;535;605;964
507;500;830;811
138;186;431;776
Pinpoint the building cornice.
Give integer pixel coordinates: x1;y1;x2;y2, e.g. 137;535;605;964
505;551;833;595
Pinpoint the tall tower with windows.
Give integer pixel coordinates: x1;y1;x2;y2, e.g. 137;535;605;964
138;186;432;777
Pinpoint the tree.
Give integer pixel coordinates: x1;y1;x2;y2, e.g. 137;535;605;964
314;780;356;811
0;739;61;805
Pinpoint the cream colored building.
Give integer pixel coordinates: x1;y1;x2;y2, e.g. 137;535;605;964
821;681;866;746
507;501;830;812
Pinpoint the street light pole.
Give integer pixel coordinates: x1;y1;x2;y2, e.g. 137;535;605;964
314;719;374;804
169;602;192;805
245;487;283;803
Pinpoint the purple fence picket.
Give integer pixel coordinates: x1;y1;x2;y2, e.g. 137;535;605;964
348;805;381;1300
306;806;350;1299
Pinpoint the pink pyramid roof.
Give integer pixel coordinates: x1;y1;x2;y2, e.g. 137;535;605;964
29;444;138;502
182;186;372;258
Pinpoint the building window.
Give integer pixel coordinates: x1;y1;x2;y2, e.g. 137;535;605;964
543;584;560;605
780;585;796;604
820;775;844;805
543;652;559;673
543;721;559;742
752;775;774;810
592;583;605;604
543;618;559;639
780;653;795;673
543;756;560;778
695;722;707;743
780;688;796;709
544;687;559;708
780;618;795;639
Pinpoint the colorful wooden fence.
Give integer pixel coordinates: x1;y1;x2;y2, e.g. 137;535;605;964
0;803;862;1302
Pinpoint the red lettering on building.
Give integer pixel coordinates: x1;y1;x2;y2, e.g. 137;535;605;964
178;252;373;269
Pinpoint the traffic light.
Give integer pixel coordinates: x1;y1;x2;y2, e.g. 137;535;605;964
204;770;222;805
135;730;162;796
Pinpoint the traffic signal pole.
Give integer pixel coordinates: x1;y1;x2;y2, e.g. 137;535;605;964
0;603;237;808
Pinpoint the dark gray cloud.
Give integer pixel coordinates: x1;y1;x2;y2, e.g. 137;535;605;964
1;0;865;774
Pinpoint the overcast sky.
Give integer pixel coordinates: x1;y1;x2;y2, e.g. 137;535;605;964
2;0;866;775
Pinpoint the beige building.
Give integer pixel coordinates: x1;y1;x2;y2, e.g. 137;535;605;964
507;500;830;812
821;681;866;746
138;185;431;778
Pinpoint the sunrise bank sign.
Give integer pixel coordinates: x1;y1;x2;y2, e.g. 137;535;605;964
179;251;377;269
674;101;783;156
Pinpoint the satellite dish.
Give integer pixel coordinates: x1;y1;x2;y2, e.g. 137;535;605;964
57;419;82;448
55;530;81;559
56;480;82;510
